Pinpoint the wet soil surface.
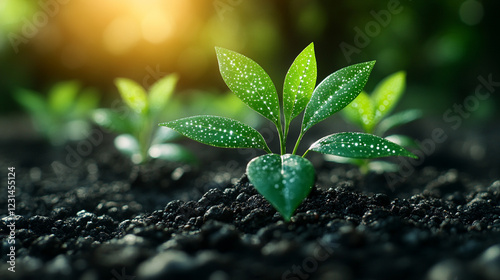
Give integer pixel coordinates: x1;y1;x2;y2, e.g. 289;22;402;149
1;123;500;280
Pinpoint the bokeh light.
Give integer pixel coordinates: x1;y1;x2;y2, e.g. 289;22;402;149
0;0;499;120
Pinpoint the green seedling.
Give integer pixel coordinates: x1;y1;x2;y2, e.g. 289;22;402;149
92;74;195;164
334;71;422;173
160;43;417;221
14;81;99;145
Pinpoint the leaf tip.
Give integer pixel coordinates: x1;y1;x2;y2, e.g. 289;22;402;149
407;151;418;159
214;46;228;57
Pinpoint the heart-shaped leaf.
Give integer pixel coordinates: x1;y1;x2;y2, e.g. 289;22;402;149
301;61;375;134
372;71;406;123
246;154;315;221
115;78;148;115
160;115;271;152
283;43;317;126
215;47;280;126
148;74;178;116
308;132;417;159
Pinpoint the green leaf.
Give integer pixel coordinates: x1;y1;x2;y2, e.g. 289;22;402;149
148;143;197;163
115;78;148;115
246;154;315;221
14;88;47;116
92;108;134;134
160;115;271;152
308;132;417;159
215;47;280;126
73;88;100;118
148;74;178;116
375;109;422;136
342;91;375;132
283;43;317;125
48;81;80;115
372;71;406;122
301;61;376;134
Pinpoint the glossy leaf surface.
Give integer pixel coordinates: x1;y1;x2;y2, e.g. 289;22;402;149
301;61;375;134
372;71;406;122
283;43;317;125
115;78;148;115
308;132;417;159
341;91;375;132
160;115;270;152
216;47;280;125
247;154;315;221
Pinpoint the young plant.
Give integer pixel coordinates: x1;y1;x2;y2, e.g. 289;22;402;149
14;81;99;145
334;71;422;173
160;43;417;221
92;74;195;164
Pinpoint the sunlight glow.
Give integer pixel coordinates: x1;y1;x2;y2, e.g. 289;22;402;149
141;10;173;44
103;16;141;55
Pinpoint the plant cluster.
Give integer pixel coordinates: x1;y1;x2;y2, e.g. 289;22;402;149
15;81;99;145
161;43;417;220
330;71;422;173
92;74;195;164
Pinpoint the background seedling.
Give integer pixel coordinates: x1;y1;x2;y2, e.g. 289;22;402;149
14;81;99;145
93;74;195;164
331;71;422;173
161;43;417;221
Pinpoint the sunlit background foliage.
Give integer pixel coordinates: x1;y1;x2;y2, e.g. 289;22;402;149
0;0;498;123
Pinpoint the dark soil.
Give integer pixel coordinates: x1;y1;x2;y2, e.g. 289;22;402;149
1;121;500;280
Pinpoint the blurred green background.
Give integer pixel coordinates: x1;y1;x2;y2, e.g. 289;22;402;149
1;0;498;124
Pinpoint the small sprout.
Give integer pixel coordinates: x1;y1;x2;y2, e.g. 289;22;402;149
160;43;417;221
14;81;99;145
335;71;423;173
93;74;196;164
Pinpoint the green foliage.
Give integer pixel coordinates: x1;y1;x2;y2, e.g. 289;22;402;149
93;74;195;164
163;116;271;152
337;71;422;173
309;132;417;159
14;81;99;145
161;43;417;221
283;43;317;129
247;154;315;221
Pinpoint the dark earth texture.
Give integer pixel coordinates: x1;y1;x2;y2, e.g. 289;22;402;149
1;119;500;280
